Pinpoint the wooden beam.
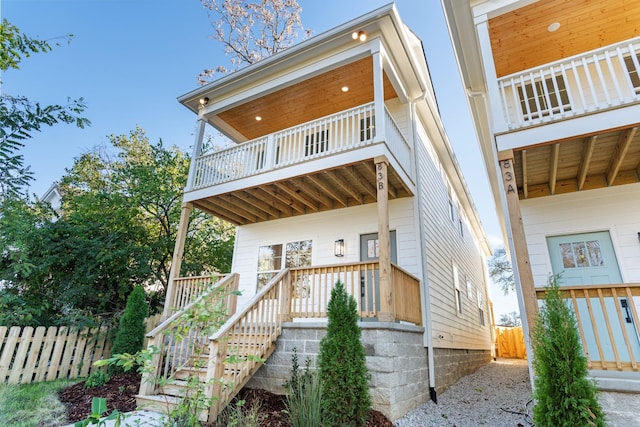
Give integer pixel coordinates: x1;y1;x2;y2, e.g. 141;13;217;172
233;190;282;219
219;194;269;222
305;174;348;208
521;150;528;199
197;199;250;225
607;127;637;186
163;203;193;318
361;161;397;198
497;150;538;340
295;177;335;209
276;182;320;212
549;143;560;195
266;184;307;215
324;170;363;204
375;156;394;322
343;165;377;200
251;187;294;216
578;135;596;190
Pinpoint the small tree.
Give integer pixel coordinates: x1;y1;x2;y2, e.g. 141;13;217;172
318;281;370;426
111;286;149;361
532;275;604;426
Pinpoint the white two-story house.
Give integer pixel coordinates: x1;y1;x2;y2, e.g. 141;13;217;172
138;4;494;421
444;0;640;391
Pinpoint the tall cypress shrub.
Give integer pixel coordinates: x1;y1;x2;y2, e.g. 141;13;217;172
532;275;604;426
318;280;371;426
111;286;149;358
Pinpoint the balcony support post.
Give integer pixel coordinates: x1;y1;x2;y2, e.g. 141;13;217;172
498;150;537;361
375;155;394;322
372;48;386;140
186;114;207;191
162;202;193;319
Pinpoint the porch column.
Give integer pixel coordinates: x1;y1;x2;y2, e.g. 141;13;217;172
376;155;394;322
162;202;193;319
498;150;538;338
185;113;207;191
372;47;387;139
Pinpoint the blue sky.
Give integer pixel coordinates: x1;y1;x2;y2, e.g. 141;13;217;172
3;0;519;317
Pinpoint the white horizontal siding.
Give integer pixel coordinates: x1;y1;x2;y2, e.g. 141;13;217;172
521;182;640;285
230;199;417;308
415;125;492;351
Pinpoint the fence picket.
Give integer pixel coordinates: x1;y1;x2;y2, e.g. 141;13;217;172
22;326;45;383
0;327;21;382
8;326;33;384
35;326;58;382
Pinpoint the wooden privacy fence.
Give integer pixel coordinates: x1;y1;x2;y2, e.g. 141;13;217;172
0;314;163;385
495;326;526;359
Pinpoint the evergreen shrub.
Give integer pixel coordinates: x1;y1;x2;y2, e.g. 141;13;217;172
318;280;371;426
111;286;149;367
532;275;605;427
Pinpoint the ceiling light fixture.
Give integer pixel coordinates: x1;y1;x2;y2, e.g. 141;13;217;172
341;86;349;92
255;116;262;121
547;22;560;32
352;30;367;42
199;97;209;107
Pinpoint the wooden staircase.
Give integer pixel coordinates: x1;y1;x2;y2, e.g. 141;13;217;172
136;271;290;422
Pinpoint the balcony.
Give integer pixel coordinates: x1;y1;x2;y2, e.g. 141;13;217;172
185;102;415;224
497;37;640;131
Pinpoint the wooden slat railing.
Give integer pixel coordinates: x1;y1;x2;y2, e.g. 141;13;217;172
169;274;226;313
392;264;422;325
139;274;239;396
536;283;640;372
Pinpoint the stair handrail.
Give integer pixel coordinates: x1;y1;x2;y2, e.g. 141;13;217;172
205;268;292;419
138;273;239;396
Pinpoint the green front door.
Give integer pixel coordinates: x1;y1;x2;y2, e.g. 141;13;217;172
547;231;640;363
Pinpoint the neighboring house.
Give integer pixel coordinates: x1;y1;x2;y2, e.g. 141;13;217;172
40;182;63;219
139;4;493;421
443;0;640;391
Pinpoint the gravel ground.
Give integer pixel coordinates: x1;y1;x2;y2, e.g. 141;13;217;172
394;358;533;427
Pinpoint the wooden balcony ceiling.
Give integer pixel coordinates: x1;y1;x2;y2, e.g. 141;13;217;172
217;57;398;141
513;124;640;199
489;0;640;77
191;160;412;225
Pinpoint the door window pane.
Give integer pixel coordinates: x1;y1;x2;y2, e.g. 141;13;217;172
558;240;604;269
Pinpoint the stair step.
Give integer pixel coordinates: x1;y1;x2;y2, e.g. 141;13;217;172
136;394;208;421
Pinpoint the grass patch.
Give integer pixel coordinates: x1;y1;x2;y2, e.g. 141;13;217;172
0;379;78;427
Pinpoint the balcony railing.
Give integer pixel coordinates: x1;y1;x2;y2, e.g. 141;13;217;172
536;283;640;372
188;103;412;191
497;37;640;130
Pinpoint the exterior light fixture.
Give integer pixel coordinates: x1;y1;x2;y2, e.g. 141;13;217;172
547;22;560;32
255;116;262;121
334;239;345;257
352;31;367;42
199;97;209;107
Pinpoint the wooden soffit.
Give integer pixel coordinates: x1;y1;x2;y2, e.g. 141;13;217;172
217;57;398;141
511;124;640;199
489;0;640;77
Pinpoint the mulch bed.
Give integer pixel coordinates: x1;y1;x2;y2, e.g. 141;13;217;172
59;374;393;426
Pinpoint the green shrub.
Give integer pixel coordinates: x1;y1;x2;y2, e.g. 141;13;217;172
84;370;110;388
110;286;148;370
532;275;605;427
318;280;371;427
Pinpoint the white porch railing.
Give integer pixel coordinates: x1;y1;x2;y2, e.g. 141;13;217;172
189;103;411;191
497;37;640;130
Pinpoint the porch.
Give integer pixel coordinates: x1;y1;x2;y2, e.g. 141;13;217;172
184;102;415;225
536;283;640;376
138;261;422;421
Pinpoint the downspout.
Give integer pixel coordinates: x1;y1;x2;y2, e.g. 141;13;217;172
410;90;438;403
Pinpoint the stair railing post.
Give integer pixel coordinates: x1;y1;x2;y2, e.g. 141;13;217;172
138;335;163;396
279;270;292;322
206;338;228;421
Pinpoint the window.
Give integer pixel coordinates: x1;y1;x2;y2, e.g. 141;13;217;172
448;200;455;222
477;290;485;326
458;218;464;237
624;54;640;94
257;240;313;290
360;116;375;142
257;244;282;289
517;75;570;120
305;130;328;156
453;265;462;314
466;277;473;300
